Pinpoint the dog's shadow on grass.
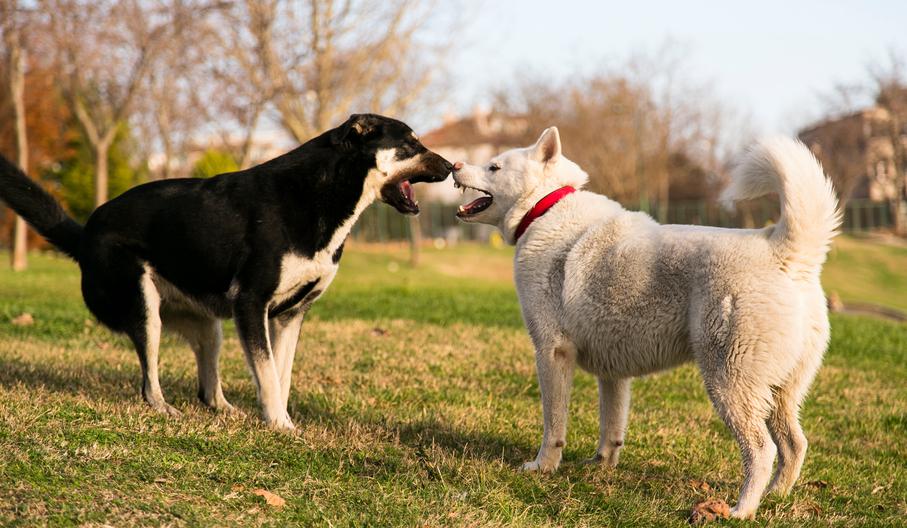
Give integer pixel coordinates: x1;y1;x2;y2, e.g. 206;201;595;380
290;393;529;466
0;355;527;464
386;417;527;465
0;355;198;405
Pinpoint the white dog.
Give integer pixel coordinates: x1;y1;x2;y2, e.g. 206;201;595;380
452;128;840;519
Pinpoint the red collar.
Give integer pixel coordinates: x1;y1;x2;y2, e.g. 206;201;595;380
513;186;576;241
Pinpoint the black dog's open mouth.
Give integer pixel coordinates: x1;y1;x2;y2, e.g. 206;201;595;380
454;181;493;218
381;179;420;215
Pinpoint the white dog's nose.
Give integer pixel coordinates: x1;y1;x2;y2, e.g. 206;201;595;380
452;161;464;171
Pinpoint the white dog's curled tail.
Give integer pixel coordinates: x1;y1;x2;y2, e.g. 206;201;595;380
721;137;842;277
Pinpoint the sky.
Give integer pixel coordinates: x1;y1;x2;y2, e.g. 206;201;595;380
438;0;907;136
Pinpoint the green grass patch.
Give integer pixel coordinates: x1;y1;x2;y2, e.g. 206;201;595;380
0;242;905;526
824;235;907;313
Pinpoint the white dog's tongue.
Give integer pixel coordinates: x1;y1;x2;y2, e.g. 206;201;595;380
457;196;493;217
401;180;414;202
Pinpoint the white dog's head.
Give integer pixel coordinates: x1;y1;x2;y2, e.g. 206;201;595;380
452;127;588;243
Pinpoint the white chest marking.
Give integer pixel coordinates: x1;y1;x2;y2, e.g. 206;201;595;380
271;165;385;307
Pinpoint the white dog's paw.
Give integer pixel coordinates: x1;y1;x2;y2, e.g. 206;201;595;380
520;461;541;472
520;458;559;473
265;411;296;433
583;451;620;468
729;505;756;520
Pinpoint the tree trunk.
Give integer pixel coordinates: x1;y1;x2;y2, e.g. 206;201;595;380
7;12;28;271
94;141;110;208
408;214;421;267
658;166;670;224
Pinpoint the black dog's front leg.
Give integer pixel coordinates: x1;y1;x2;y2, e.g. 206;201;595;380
234;295;294;430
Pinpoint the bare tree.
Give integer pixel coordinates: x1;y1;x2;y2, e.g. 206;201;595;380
203;23;270;169
43;0;218;206
496;48;736;216
219;0;453;144
1;0;29;270
138;10;223;179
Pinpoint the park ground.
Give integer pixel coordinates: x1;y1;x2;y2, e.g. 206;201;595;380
0;235;905;526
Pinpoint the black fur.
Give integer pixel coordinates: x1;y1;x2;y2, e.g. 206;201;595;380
269;280;318;319
0;113;452;422
0;156;82;259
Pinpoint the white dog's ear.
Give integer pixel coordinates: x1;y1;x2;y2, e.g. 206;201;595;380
531;126;561;164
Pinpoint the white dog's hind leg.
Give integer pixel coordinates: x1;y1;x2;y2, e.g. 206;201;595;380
705;378;777;520
767;319;827;495
522;341;577;473
588;377;631;467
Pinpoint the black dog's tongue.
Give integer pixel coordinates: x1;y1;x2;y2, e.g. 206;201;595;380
401;180;414;202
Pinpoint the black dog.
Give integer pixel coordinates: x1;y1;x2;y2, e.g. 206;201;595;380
0;114;452;429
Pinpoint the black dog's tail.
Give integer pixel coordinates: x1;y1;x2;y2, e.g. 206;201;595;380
0;154;83;261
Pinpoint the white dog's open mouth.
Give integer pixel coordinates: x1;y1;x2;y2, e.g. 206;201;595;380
454;181;493;218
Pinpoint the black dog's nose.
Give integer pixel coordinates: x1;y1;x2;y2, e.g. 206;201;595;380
452;161;463;171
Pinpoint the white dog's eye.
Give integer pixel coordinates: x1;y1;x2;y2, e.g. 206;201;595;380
489;163;501;172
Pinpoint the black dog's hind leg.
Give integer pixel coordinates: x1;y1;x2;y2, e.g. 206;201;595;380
234;294;294;430
81;243;179;417
126;271;181;417
166;314;234;412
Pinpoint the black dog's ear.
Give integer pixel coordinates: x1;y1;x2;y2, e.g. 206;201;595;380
331;114;378;144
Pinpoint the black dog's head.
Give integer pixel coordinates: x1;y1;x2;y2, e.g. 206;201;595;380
331;114;452;214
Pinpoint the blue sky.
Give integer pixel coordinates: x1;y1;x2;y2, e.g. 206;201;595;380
440;0;907;135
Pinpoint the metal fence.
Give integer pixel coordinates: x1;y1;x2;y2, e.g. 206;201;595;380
350;198;901;242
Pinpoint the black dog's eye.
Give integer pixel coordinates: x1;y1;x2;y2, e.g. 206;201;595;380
489;163;501;172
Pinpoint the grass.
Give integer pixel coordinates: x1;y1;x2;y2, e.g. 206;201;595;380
0;238;905;527
823;235;907;313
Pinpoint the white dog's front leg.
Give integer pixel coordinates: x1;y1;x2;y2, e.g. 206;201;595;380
589;377;631;467
522;342;576;473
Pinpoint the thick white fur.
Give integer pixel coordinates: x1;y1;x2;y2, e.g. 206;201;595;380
453;129;840;519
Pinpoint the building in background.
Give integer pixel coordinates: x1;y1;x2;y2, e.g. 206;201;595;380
147;130;290;180
799;106;907;203
419;109;528;204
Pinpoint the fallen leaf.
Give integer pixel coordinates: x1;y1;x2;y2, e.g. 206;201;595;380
805;480;828;489
688;499;730;524
689;480;712;492
791;499;822;517
370;327;388;337
252;488;286;508
12;313;34;326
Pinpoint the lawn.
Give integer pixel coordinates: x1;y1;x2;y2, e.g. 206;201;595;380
0;237;905;527
823;235;907;313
